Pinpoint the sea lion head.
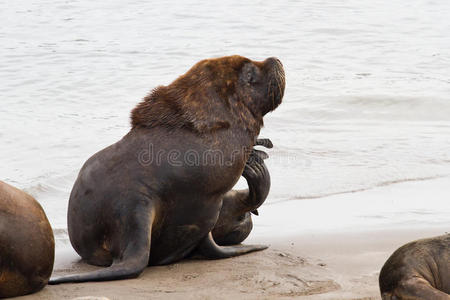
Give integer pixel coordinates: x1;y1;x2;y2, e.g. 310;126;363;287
181;55;285;115
131;55;285;135
235;56;285;116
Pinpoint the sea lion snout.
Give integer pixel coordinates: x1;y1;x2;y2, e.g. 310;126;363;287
265;57;283;67
262;57;285;113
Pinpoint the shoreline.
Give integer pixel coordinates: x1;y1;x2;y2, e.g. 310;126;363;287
18;177;450;299
260;227;448;300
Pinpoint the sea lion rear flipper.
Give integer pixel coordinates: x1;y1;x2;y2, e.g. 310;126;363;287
49;208;155;284
390;277;450;300
196;232;268;259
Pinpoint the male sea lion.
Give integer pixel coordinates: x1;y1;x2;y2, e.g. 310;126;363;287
50;55;285;284
379;234;450;300
0;181;54;298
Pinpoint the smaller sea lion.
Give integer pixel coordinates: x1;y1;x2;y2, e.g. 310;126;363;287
0;181;54;298
212;138;272;245
379;234;450;300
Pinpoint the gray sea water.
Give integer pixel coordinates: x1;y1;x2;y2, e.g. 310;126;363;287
1;0;450;231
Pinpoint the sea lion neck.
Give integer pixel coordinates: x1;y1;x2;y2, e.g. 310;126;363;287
130;85;263;138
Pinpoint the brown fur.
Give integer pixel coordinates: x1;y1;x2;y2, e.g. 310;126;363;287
0;181;54;298
131;56;267;136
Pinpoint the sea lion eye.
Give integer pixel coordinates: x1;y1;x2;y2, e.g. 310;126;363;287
244;64;259;84
247;71;253;83
241;63;259;85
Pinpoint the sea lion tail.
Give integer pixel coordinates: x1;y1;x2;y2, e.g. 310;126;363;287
49;209;155;284
48;260;147;284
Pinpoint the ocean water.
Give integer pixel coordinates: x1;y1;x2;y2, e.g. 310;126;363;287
1;0;450;232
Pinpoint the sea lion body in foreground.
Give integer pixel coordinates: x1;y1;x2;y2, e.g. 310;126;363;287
0;181;54;298
379;234;450;300
50;55;285;284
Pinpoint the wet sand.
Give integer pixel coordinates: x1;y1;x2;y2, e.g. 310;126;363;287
17;177;450;300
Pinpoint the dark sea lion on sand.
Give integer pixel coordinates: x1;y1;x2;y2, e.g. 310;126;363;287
379;234;450;300
0;181;54;298
50;55;285;284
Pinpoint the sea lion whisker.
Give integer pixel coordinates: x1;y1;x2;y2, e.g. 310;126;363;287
277;76;283;99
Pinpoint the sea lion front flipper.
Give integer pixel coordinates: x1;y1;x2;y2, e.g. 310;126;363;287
255;138;273;149
211;140;272;246
49;206;155;284
243;149;271;209
196;232;268;259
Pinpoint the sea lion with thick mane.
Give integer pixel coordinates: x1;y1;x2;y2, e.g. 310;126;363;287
379;234;450;300
0;181;54;298
50;55;285;284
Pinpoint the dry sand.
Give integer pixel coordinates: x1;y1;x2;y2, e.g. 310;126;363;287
22;248;339;300
19;228;445;300
16;178;450;300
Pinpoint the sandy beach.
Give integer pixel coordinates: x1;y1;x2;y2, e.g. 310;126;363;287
15;177;449;300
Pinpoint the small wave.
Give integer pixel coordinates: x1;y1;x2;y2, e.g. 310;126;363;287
281;95;450;122
23;172;77;197
53;228;71;248
23;182;60;197
270;174;449;203
53;228;68;236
